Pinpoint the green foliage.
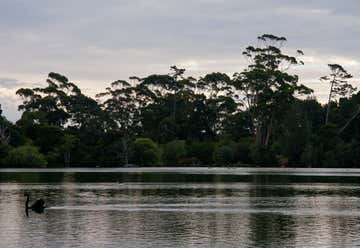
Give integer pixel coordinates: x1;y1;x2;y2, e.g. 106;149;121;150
4;145;47;168
0;144;11;167
233;34;312;148
233;138;253;164
1;115;26;147
130;138;161;166
300;142;319;167
213;144;235;165
187;142;216;165
321;64;356;125
275;101;312;165
162;140;186;166
49;134;79;167
250;145;277;166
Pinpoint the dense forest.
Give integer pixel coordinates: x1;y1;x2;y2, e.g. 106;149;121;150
0;34;359;168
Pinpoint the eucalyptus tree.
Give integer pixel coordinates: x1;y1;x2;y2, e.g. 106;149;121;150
197;72;237;137
16;72;104;166
0;123;11;145
336;92;360;136
133;66;195;117
16;72;101;129
320;64;356;125
197;72;233;98
96;80;153;164
16;73;72;126
0;105;28;166
0;105;10;145
131;66;197;142
57;134;79;166
232;34;312;148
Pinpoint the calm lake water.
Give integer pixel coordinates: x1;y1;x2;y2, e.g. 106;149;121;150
1;168;360;247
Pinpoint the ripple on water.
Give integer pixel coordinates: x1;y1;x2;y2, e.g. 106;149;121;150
2;180;360;247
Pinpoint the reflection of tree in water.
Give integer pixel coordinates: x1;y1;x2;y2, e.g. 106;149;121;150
0;172;65;183
142;179;240;247
111;181;195;246
248;213;296;247
247;177;297;247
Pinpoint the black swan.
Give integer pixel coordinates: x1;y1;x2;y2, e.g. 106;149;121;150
24;193;46;216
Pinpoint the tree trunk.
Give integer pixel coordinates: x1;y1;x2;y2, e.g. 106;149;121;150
325;81;334;125
0;125;10;145
122;136;129;165
64;152;70;167
264;117;273;148
173;92;177;119
255;124;262;147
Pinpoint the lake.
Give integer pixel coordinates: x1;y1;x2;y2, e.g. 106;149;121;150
1;167;360;248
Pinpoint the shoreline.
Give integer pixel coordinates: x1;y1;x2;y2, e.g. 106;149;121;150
1;167;360;176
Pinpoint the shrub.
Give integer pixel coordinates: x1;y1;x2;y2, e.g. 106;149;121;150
163;140;186;166
213;145;235;165
187;142;215;165
129;138;161;166
0;144;11;167
250;145;277;166
300;142;320;167
233;138;253;164
4;145;47;168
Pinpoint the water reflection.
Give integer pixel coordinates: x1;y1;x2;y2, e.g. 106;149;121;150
247;184;296;247
1;174;360;247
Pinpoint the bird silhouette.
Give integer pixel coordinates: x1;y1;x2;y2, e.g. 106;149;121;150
24;193;46;217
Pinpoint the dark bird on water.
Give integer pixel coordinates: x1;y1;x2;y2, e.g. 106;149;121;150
24;193;46;217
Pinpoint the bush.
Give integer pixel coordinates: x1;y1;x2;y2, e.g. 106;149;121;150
187;142;215;165
163;140;186;166
213;145;235;165
233;138;253;164
0;144;11;167
130;138;161;166
300;142;320;167
4;145;47;168
321;141;355;168
250;145;277;166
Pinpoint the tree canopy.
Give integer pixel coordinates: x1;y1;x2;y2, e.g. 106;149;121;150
0;34;359;168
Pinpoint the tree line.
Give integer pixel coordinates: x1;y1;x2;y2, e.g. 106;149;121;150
0;34;359;168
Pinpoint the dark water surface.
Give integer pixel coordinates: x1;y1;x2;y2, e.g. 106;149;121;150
1;168;360;247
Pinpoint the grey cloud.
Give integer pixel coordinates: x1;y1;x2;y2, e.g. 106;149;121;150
0;93;21;122
0;78;25;89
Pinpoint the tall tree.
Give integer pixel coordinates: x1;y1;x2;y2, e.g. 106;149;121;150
16;72;101;128
133;66;195;117
197;73;237;137
233;34;312;148
131;66;196;142
97;80;153;164
0;104;10;146
320;64;356;125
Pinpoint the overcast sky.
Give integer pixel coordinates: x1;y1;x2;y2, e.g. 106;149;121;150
0;0;359;121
